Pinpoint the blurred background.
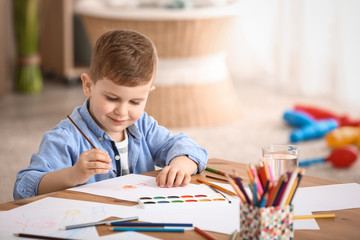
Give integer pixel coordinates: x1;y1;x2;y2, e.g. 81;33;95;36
1;0;360;203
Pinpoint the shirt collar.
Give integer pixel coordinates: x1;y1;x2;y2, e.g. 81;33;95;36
79;99;107;140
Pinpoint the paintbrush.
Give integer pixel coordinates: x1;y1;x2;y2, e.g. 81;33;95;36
67;115;117;175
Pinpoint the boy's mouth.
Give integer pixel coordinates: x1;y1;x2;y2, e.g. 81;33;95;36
109;116;127;125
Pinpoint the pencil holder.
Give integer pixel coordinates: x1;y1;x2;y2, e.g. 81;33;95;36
240;203;294;240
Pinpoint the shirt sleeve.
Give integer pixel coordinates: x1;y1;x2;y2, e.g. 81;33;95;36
138;112;208;173
13;126;76;200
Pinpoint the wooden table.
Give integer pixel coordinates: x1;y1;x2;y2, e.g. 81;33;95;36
1;158;359;239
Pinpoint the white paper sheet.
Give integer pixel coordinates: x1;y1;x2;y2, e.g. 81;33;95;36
68;174;223;202
2;195;239;236
0;203;100;239
99;231;161;240
130;198;240;235
291;183;360;230
292;183;360;212
293;208;319;230
0;197;137;239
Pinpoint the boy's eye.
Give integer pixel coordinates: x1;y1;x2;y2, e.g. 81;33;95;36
130;100;141;105
106;96;118;101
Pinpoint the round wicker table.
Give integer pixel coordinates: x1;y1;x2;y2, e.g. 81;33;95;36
75;1;241;127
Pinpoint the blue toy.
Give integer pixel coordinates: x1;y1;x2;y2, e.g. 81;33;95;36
283;109;338;143
283;110;314;127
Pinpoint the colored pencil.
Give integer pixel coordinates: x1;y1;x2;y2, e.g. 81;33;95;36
59;216;138;230
107;222;193;227
259;180;270;206
267;174;285;206
289;169;304;205
205;166;227;175
196;178;236;196
194;226;216;240
231;229;238;240
248;184;254;205
279;169;299;207
67;115;117;175
235;177;251;204
205;167;239;179
265;183;275;207
250;164;264;195
262;159;272;183
253;182;258;206
108;227;184;232
259;192;269;208
273;175;288;206
247;168;254;184
14;233;77;240
225;174;246;202
258;161;268;188
285;170;303;205
205;174;228;182
294;214;335;220
285;177;298;205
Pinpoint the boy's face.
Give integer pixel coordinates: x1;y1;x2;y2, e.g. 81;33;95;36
81;73;154;142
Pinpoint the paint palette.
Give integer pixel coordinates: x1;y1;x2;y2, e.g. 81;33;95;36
137;194;228;209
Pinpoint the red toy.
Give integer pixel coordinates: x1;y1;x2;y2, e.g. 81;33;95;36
299;145;358;168
294;104;360;127
327;145;358;168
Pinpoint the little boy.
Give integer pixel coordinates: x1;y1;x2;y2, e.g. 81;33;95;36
13;30;208;200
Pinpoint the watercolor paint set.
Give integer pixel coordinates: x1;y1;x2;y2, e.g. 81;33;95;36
137;194;229;209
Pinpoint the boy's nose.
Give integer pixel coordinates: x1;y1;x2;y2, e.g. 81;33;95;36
114;103;127;116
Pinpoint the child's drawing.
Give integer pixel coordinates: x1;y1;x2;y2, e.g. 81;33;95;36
0;205;106;239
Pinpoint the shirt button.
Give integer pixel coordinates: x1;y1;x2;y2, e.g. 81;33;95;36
98;137;102;142
115;155;120;160
104;135;109;140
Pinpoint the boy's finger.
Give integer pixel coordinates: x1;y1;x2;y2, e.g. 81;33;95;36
88;161;110;170
157;167;170;188
181;174;191;187
90;168;110;175
165;168;178;188
173;171;185;187
87;152;111;163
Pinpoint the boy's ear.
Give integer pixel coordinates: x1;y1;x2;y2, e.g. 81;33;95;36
81;73;93;98
149;85;156;92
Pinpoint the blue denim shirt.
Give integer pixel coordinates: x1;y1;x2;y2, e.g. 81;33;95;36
13;99;208;200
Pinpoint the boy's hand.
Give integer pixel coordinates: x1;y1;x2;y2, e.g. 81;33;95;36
72;149;112;184
156;156;198;188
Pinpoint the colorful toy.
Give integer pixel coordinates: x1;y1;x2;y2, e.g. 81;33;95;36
325;126;360;148
283;109;338;143
284;105;360;168
290;119;338;143
283;109;314;128
299;145;358;168
294;104;360;127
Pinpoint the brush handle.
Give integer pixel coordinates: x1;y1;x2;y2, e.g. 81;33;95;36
298;158;325;166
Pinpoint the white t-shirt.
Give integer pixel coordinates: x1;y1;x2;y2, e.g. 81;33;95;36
115;129;130;175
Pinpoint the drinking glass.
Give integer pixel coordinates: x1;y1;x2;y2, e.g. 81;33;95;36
262;144;299;181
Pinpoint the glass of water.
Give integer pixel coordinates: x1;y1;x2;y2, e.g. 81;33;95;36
262;144;299;181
